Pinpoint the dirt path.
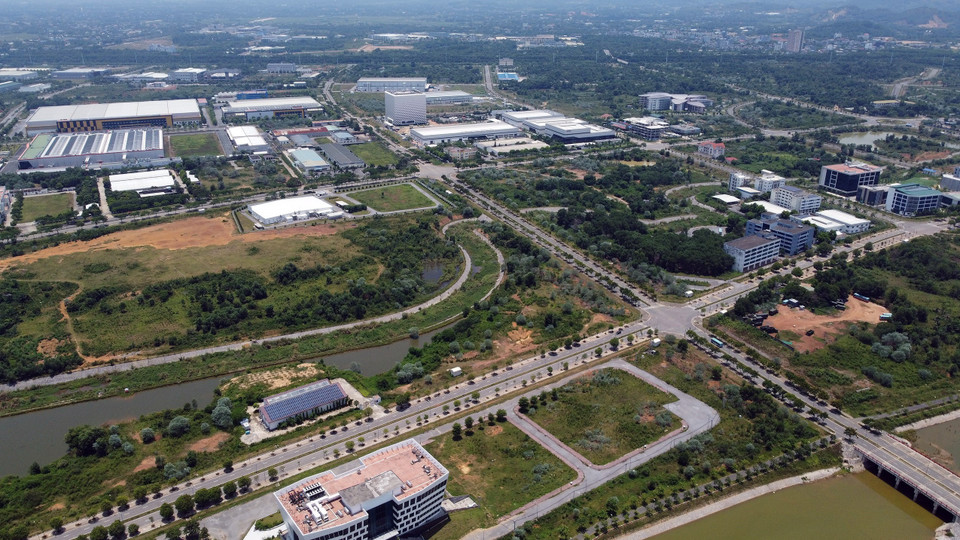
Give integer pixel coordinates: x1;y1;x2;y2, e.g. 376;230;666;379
56;284;94;362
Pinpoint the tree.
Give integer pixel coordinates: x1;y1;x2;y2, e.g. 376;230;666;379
49;517;64;533
237;476;251;492
101;500;113;515
108;519;125;539
267;467;278;480
844;427;858;440
175;494;195;516
496;409;507;422
223;460;233;472
90;526;108;540
518;397;530;412
164;527;180;540
610;337;620;349
471;391;480;402
345;440;356;452
211;405;233;430
183;520;202;540
159;502;174;521
116;495;129;510
464;417;474;432
134;486;148;504
223;481;238;499
128;524;140;537
452;423;463;439
167;416;191;437
65;425;107;456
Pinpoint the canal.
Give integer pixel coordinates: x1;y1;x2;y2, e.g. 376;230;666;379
651;473;942;540
0;324;450;476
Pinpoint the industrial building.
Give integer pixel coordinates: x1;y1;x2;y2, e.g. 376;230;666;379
222;96;322;121
288;149;331;175
51;67;111;79
712;194;741;206
108;169;178;197
807;209;871;234
274;439;448;540
724;235;781;272
226;126;269;154
19;83;51;94
409;120;522;147
259;379;349;431
355;77;427;93
424;90;473;106
754;170;787;193
742;200;789;215
0;81;21;93
746;214;815;255
267;63;298;74
319;143;365;169
496;110;616;144
249;196;341;225
170;68;206;82
638;92;714;113
475;137;550;155
18;128;164;169
331;131;358;145
115;72;169;84
819;162;882;196
25;99;201;135
885;183;942;216
0;69;38;81
770;186;822;214
385;91;427;126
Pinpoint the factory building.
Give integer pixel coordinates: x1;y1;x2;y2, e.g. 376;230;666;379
385;91;427;126
288;148;332;175
355;77;427;93
319;143;365;169
226;126;270;154
496;110;615;144
170;68;206;82
51;67;111;79
274;440;448;540
638;92;714;112
267;63;298;74
18;128;164;169
259;379;348;431
221;96;322;121
108;169;178;197
249;196;341;225
0;69;38;82
409;120;521;147
25;99;201;135
424;91;473;106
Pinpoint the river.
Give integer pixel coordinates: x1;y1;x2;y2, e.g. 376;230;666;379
651;473;942;540
0;324;450;476
912;417;960;476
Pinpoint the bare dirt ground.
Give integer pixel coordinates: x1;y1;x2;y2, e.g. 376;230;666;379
0;214;354;272
131;456;156;473
187;432;231;453
765;296;889;353
222;363;323;393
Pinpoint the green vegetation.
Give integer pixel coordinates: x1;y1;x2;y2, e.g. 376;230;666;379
0;280;81;384
254;512;284;531
524;368;679;464
721;136;844;178
737;101;862;130
19;193;74;223
168;133;223;158
350;142;399;167
347;184;434;212
425;420;576;528
872;133;951;161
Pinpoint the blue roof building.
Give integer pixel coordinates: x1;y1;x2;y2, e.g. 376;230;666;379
260;379;349;430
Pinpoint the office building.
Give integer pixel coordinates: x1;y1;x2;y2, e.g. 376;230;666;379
222;97;322;121
621;116;669;140
274;439;448;540
770;186;822;214
729;172;752;192
746;214;815;255
819;162;882;196
25;99;201;135
424;91;473;106
259;379;348;431
697;141;725;158
18;128;164;169
940;174;960;192
857;184;890;206
787;29;805;53
445;146;477;160
754;170;787;193
638;92;714;112
409;121;521;147
267;62;298;74
885;183;942;216
355;77;427;93
385;92;427;126
724;235;781;272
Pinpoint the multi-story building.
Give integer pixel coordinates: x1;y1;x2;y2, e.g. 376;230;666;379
857;184;890;206
819;162;882;196
638;92;714;112
787;29;805;53
445;146;477;160
754;170;787;193
729;172;752;192
384;91;427;126
724;235;781;272
885;183;942;216
275;440;448;540
621;117;669;140
940;174;960;192
770;185;822;214
355;78;427;93
697;141;725;159
170;68;206;82
746;214;815;255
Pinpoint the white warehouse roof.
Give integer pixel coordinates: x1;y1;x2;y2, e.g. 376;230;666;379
815;209;870;227
27;99;200;125
712;194;741;204
249;196;337;221
227;125;268;149
410;120;522;144
223;96;321;113
743;200;789;214
109;169;177;192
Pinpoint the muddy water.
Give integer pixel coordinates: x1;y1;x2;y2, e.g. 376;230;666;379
913;416;960;475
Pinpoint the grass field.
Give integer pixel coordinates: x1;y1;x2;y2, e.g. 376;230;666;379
348;184;434;212
351;142;399;167
169;133;223;157
425;420;575;534
525;368;680;465
20;193;73;222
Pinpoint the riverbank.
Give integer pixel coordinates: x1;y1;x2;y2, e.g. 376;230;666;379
626;467;841;539
896;409;960;434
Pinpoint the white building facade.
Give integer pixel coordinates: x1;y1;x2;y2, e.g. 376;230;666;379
385;92;427;125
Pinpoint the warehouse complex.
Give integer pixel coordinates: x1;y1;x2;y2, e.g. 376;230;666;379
18;128;164;169
409;120;522;147
424;90;473;105
226;125;269;154
320;143;365;168
221;96;322;121
259;379;349;431
355;77;427;93
25;99;202;135
275;439;448;540
249;196;342;225
496;109;616;143
288;148;332;175
108;169;178;197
